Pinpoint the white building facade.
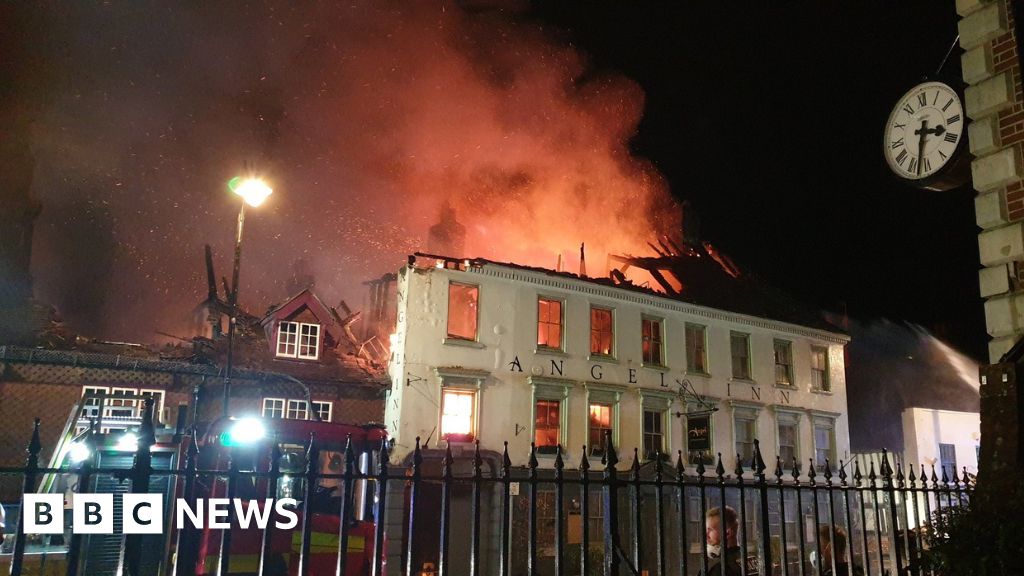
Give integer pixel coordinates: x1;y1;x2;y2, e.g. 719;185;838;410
386;256;851;472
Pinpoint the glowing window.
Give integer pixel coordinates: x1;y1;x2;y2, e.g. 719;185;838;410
774;340;793;386
312;401;332;422
447;283;479;341
589;403;614;456
537;298;563;350
730;332;751;380
642;317;664;366
262;398;285;419
441;388;476;441
590;307;614;356
534;399;561;452
811;347;830;391
685;323;707;373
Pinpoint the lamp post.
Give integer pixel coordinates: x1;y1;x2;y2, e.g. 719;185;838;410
222;176;273;417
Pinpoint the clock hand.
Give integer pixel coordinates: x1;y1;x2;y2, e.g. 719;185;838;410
914;119;929;176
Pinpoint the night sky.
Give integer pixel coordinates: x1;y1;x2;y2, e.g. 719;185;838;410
7;2;987;360
531;1;986;360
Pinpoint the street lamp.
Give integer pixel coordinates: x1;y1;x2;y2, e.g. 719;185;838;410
222;176;273;417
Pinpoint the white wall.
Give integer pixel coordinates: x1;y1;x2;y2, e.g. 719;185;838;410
387;260;851;472
902;407;980;477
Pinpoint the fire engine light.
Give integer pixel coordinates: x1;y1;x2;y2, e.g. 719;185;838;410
224;418;266;446
117;432;139;452
68;442;91;464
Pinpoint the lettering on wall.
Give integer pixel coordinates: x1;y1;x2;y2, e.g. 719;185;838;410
551;360;563;376
591;364;603;380
778;390;791;404
751;386;761;401
509;356;523;373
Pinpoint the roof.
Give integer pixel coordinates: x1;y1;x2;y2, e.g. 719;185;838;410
415;244;844;337
260;288;343;345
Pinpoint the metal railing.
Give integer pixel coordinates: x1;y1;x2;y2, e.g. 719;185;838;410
0;403;974;576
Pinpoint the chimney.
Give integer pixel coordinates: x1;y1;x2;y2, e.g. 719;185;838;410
579;243;587;278
427;201;467;257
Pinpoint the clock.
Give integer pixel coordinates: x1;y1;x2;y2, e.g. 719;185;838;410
883;80;970;191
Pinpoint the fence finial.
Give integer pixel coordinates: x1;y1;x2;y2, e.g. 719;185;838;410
715;453;725;480
853;459;863;487
603;430;618;470
823;458;833;484
753;439;767;478
553;444;564;473
413;436;423;473
502;441;511;475
839;460;848;486
774;455;784;483
696;452;706;477
807;458;817;485
631;447;641;478
676;451;685;480
579;445;590;473
908;462;917;485
734;453;745;479
930;463;939;487
378;438;390;474
473;439;483;477
528;442;539;470
443;442;454;479
868;461;878;486
791;456;800;482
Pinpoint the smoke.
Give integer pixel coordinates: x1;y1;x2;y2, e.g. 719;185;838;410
845;319;980;452
21;1;679;341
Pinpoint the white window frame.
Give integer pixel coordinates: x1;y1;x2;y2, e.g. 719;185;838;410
685;323;709;375
773;339;794;387
589;306;616;358
81;386;110;419
138;389;165;421
811;346;831;392
312;400;333;422
640;391;674;461
436;369;487;443
286;399;309;420
530;377;571;455
585;383;625;457
536;296;565;351
730;331;752;380
262;398;286;419
104;387;139;420
774;409;802;471
812;414;837;471
732;404;760;468
277;321;320;360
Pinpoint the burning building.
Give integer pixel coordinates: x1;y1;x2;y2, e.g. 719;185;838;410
381;247;850;572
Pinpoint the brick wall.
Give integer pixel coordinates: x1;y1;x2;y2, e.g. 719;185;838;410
959;0;1024;361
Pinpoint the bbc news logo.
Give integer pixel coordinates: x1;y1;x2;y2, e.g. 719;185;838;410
23;495;300;534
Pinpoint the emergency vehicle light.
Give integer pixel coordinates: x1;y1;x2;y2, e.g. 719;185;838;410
222;418;266;447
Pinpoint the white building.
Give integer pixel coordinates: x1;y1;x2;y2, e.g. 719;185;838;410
386;253;851;472
901;407;980;479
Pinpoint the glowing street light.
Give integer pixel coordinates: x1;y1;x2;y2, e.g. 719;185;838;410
222;174;273;417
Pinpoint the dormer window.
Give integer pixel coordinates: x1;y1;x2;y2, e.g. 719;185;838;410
276;321;320;360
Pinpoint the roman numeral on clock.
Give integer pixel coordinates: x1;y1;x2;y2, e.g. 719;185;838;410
944;132;958;143
891;137;905;149
917;93;927;107
908;158;918;173
939;150;948;160
924;157;931;172
903;103;914;114
896;149;908;166
943;98;954;112
947;114;960;124
893;122;906;130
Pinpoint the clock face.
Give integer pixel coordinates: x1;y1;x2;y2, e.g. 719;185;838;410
883;81;964;181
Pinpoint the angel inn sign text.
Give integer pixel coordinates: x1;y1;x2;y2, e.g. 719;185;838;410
385;255;852;471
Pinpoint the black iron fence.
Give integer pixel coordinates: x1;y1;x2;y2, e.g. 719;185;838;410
0;404;974;576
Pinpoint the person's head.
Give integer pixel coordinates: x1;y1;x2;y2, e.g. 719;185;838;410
818;525;847;560
706;506;738;548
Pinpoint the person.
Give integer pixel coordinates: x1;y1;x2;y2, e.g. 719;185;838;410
699;506;743;576
813;525;863;576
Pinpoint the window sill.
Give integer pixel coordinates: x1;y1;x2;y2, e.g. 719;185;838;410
642;363;670;372
810;388;834;395
773;382;797;390
686;370;712;379
443;337;485;349
588;354;618;364
730;377;757;385
535;347;569;357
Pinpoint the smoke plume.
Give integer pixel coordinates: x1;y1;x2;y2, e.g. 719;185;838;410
19;1;679;341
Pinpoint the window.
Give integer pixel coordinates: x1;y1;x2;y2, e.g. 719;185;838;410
81;386;109;419
138;389;165;419
105;388;139;419
685;323;708;374
534;399;561;453
642;317;664;366
939;443;958;480
734;412;757;466
441;388;476;441
446;282;479;341
811;347;830;391
773;340;793;386
312;401;333;422
277;321;320;360
262;398;285;419
777;419;799;467
589;403;614;456
537;298;563;350
590;307;614;356
813;418;836;470
643;410;666;460
286;399;308;420
731;332;751;380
